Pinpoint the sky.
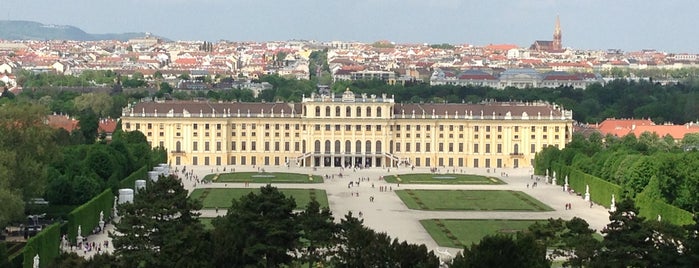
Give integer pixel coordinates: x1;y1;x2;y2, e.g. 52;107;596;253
3;0;698;53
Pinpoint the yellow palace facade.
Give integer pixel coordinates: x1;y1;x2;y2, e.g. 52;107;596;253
120;89;573;169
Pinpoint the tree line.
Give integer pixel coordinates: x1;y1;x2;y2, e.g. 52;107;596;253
13;68;699;125
536;131;699;213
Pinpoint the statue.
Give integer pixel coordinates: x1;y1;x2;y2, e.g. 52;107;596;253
33;254;39;268
657;214;662;222
99;210;106;232
113;196;119;218
563;175;569;192
76;225;83;245
584;184;591;202
610;194;616;212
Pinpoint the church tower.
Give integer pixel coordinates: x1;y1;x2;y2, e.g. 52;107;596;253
552;16;562;50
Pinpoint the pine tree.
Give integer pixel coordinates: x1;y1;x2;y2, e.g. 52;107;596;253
110;175;210;268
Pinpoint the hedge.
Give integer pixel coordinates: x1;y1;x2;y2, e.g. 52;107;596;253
21;223;61;268
65;189;114;244
551;163;694;225
636;191;695;226
119;165;149;190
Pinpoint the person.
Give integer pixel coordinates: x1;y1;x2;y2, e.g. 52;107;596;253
358;211;363;217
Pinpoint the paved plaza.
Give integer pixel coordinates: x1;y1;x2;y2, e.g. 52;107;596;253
75;165;612;258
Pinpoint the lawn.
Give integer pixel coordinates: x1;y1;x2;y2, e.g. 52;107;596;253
200;217;214;230
421;219;545;247
190;188;329;209
395;190;553;211
383;173;504;185
203;172;323;183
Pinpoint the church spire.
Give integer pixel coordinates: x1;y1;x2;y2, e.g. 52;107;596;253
553;15;562;51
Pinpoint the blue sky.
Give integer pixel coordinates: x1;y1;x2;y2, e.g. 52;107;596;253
4;0;698;53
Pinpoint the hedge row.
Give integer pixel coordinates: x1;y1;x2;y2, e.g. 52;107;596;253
552;163;694;225
119;165;149;190
21;223;61;268
65;189;114;244
636;191;695;226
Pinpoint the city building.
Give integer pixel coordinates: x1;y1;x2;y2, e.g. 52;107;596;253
121;89;573;169
430;68;603;89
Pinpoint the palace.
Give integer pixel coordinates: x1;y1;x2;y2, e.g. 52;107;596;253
120;89;573;169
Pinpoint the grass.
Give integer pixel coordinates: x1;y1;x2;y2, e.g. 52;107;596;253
421;219;546;247
200;218;214;230
395;190;553;211
384;173;505;185
203;172;323;183
190;188;329;209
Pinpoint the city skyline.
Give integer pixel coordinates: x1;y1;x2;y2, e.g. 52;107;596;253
3;0;698;53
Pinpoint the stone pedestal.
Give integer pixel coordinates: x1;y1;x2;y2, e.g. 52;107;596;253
564;184;568;192
119;189;134;204
135;180;146;193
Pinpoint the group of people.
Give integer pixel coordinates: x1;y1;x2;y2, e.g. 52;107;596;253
72;240;109;255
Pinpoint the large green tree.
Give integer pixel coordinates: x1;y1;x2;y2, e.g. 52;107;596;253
450;233;550;268
212;184;299;267
111;175;210;268
0;102;57;228
591;198;655;267
297;198;338;268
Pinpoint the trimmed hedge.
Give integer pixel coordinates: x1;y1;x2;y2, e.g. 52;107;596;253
551;163;694;225
65;189;114;244
636;191;694;226
21;223;61;268
119;165;149;190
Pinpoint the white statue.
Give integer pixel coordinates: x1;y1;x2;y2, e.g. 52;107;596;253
657;214;662;222
113;196;119;218
565;175;569;185
33;254;39;268
76;225;83;245
584;184;591;202
563;175;569;192
99;210;106;232
610;194;616;212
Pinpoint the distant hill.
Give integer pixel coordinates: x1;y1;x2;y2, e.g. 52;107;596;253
0;20;165;41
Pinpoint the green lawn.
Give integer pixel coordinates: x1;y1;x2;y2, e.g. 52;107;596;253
203;172;323;183
200;217;214;230
190;188;329;209
421;219;545;247
395;190;553;211
384;173;504;185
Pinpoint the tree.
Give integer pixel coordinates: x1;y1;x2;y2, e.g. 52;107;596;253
111;175;210;268
559;217;600;267
212;184;299;267
73;92;113;118
450;233;549;268
0;103;57;205
77;108;99;144
330;212;439;267
296;198;338;268
591;198;654;267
